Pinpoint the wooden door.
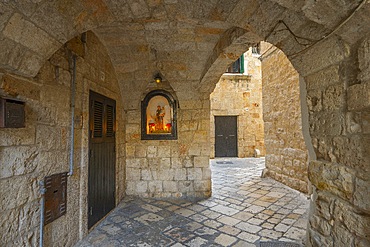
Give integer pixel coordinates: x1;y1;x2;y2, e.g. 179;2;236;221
215;116;238;157
88;91;116;229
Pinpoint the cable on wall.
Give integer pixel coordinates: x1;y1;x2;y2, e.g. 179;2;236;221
260;0;367;60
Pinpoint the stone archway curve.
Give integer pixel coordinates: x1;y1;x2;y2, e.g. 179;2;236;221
1;1;370;246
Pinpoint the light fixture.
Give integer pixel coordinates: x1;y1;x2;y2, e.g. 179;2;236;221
154;73;162;84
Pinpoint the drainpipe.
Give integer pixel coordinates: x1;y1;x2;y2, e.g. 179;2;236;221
68;54;77;176
39;180;46;247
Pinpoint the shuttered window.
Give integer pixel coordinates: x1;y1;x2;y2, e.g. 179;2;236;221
90;91;116;140
226;55;244;74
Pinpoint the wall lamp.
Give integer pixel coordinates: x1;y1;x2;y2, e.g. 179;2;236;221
154;73;162;84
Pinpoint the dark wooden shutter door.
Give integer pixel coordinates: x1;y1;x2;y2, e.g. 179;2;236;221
215;116;238;157
88;91;116;229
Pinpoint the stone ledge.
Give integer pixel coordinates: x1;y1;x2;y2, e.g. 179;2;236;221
221;74;252;80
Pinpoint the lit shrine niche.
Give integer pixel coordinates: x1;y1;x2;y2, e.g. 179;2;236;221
141;90;177;140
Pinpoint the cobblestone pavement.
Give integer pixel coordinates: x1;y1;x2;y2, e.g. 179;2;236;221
76;158;309;247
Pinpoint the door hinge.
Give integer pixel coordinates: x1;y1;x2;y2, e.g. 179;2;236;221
89;207;93;216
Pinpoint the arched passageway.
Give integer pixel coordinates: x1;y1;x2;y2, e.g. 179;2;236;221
0;1;369;246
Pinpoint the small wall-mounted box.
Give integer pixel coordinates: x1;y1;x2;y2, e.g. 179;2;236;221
44;172;68;225
0;97;25;128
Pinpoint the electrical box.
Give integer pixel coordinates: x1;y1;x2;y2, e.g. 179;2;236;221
0;97;25;128
44;172;68;225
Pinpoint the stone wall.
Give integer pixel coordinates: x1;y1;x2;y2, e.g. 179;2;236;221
301;35;370;247
124;80;212;198
261;43;309;193
0;32;125;246
210;49;265;158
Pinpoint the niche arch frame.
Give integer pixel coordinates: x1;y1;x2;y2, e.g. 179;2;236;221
141;90;178;140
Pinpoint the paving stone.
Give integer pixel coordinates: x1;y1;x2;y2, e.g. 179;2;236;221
204;219;223;229
275;223;290;232
218;225;242;236
213;198;231;206
283;226;306;240
255;213;270;221
272;213;285;219
76;158;309;246
214;234;237;246
237;231;260;243
293;208;307;214
134;213;164;225
141;204;162;213
194;226;218;236
233;240;256;247
281;218;296;225
228;204;245;211
184;236;209;246
163;227;195;242
189;214;208;222
167;205;181;211
172;243;186;247
261;222;275;229
100;224;122;235
245;205;265;214
259;229;284;239
174;208;196;217
233;212;253;220
187;204;207;212
201;209;222;219
235;222;262;234
211;205;239;216
247;217;264;225
293;218;308;229
217;215;241;226
254;200;273;207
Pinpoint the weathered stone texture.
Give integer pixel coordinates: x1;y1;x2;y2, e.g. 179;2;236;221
125;93;212;198
3;13;61;55
0;32;125;247
210;48;265;158
0;1;369;247
305;35;370;247
261;43;309;193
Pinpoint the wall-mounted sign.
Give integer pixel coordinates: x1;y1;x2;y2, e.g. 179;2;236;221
141;90;177;140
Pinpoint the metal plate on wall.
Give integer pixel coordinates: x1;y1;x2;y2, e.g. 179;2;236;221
0;97;25;128
44;172;68;225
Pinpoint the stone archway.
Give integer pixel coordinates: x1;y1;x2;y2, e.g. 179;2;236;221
0;1;369;246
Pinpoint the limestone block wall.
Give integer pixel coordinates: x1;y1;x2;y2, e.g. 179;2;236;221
301;35;370;247
261;43;309;193
124;83;212;198
210;49;265;158
0;32;125;246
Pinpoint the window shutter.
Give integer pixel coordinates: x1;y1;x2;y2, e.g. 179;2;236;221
93;101;103;138
106;104;115;137
239;55;244;74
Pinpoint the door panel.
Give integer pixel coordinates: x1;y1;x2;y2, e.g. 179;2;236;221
88;91;116;229
215;116;238;157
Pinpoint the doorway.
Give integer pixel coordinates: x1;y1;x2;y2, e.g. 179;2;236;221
88;91;116;229
215;116;238;157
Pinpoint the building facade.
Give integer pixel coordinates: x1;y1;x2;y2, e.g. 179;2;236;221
210;48;265;158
